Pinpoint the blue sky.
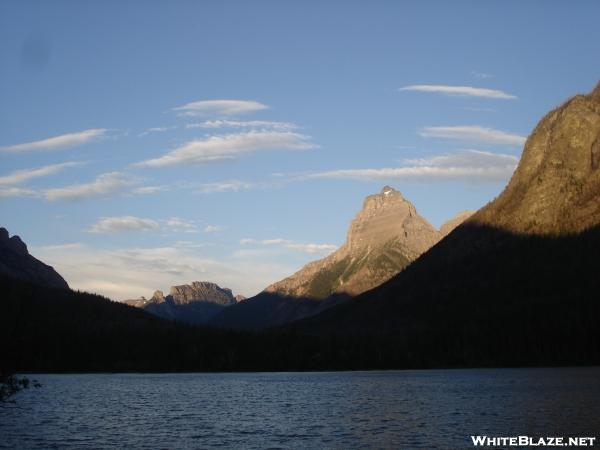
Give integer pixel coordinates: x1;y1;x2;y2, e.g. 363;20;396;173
1;1;599;299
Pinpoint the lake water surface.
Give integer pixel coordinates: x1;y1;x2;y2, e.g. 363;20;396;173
1;368;599;449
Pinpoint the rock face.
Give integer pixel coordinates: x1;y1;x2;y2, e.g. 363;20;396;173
123;281;239;325
473;82;600;234
211;187;473;330
298;82;600;347
0;227;68;289
266;186;440;299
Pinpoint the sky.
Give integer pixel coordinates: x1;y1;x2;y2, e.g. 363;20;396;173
1;1;599;300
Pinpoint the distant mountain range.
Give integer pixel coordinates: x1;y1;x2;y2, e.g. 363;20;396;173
211;187;473;330
123;282;245;325
2;82;599;372
0;227;68;290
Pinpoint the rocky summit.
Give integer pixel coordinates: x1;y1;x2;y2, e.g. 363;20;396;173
298;81;600;361
210;187;473;330
123;281;241;325
0;227;68;289
266;186;470;299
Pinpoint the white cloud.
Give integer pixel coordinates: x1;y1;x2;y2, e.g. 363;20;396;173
132;185;168;195
419;125;526;145
38;243;86;251
173;99;268;117
89;216;160;234
166;217;198;233
0;187;37;198
399;85;516;99
198;179;259;194
0;162;82;186
1;129;107;152
136;131;316;167
203;225;222;233
32;243;295;300
186;120;298;130
138;126;176;137
299;150;518;183
43;172;134;201
240;237;337;255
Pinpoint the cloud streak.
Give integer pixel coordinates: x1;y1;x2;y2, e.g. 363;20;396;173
240;238;337;254
186;120;298;130
1;129;107;152
166;217;198;233
419;125;526;145
173;99;268;117
0;162;82;186
399;85;516;99
138;126;176;137
136;131;316;167
90;216;160;234
0;187;37;198
298;150;518;183
198;179;263;194
43;172;134;201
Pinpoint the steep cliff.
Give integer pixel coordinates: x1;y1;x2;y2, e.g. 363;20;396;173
123;281;239;325
0;227;68;289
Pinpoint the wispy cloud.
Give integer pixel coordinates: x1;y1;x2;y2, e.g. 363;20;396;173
132;185;168;195
297;150;518;183
186;120;298;130
138;126;176;137
198;179;261;194
173;99;268;117
0;187;37;198
136;131;316;167
0;162;82;186
43;172;134;201
90;216;160;234
399;85;516;99
203;225;222;233
419;125;526;145
166;217;198;233
240;238;337;255
1;129;107;152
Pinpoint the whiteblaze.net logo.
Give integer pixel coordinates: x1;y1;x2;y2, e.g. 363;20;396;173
471;436;597;447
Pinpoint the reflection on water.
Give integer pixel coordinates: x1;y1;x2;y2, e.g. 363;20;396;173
1;368;599;449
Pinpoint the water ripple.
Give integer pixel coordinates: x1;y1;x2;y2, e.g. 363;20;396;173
1;368;599;449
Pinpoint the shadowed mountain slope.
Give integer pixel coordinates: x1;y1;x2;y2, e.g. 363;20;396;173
211;188;471;330
295;82;600;360
0;227;68;290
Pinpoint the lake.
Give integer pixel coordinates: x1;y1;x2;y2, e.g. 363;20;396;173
1;368;599;449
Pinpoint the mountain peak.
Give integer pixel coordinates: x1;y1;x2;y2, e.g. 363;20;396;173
0;227;68;289
348;186;431;254
381;185;397;195
168;281;236;306
264;187;441;300
124;280;240;325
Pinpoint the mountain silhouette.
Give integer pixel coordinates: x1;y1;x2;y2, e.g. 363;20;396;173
0;227;68;290
292;82;600;367
211;188;470;330
123;281;241;325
